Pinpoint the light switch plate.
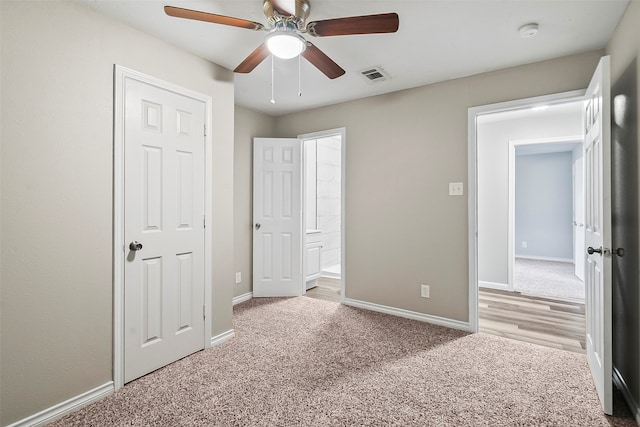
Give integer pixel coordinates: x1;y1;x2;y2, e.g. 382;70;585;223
449;182;464;196
235;272;241;284
421;284;430;298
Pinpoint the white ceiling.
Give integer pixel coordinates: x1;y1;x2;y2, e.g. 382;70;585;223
82;0;629;116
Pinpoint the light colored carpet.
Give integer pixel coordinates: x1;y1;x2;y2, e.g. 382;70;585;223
50;297;635;426
515;258;585;301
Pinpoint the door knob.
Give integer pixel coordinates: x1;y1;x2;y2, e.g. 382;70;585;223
587;246;602;255
255;223;261;230
614;248;625;257
129;241;143;251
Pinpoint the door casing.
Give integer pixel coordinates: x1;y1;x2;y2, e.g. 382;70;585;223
113;65;213;390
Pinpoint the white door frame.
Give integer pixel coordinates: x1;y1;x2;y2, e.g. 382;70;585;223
507;135;583;291
113;65;213;390
467;89;585;332
298;127;346;301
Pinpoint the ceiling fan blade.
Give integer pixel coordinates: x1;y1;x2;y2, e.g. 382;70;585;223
164;6;264;31
307;13;399;37
234;44;270;73
301;43;345;79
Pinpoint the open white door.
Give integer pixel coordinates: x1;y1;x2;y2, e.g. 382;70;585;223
253;138;302;297
584;56;612;414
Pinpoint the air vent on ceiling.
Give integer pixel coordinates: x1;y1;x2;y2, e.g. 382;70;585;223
360;66;390;84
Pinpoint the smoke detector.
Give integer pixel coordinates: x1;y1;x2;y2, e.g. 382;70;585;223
518;23;539;38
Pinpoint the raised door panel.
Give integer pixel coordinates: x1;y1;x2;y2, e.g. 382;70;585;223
142;257;163;346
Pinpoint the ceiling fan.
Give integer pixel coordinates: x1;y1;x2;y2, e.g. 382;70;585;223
164;0;399;79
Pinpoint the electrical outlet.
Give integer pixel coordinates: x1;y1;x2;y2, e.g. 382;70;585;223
522;241;527;248
449;182;464;196
235;272;241;284
421;284;430;298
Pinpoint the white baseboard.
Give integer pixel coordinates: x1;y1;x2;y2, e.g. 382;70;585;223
613;366;640;424
7;382;114;427
7;330;236;427
479;281;510;291
210;329;234;347
515;255;573;263
320;271;341;279
232;292;252;306
343;298;472;332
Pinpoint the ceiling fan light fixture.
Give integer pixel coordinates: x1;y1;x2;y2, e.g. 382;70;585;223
265;32;306;59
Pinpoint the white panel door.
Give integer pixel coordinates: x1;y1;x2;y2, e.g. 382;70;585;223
584;56;612;414
253;138;302;297
124;78;206;383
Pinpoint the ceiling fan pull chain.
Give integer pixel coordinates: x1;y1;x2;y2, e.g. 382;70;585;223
298;54;302;97
270;54;275;104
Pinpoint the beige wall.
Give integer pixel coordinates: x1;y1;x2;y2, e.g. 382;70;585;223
274;50;603;322
0;1;234;425
234;106;276;298
606;0;640;417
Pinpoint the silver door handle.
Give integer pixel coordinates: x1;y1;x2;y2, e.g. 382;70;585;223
255;223;261;230
129;241;143;251
587;246;602;255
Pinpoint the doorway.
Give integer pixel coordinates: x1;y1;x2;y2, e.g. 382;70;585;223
469;57;614;414
474;98;588;353
509;137;585;302
300;128;345;303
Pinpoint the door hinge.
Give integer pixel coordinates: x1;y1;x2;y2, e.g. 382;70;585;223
203;214;206;229
203;304;206;320
204;124;207;137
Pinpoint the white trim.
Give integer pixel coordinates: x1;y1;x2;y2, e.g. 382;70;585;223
320;271;340;279
233;292;253;305
467;89;585;334
113;64;125;391
468;109;479;332
507;135;582;289
508;140;515;291
479;281;510;291
613;367;640;425
343;298;472;332
515;255;574;263
113;65;213;391
210;329;235;347
6;382;114;427
203;84;213;353
298;127;347;303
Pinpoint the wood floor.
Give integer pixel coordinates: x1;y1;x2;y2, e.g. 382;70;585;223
305;277;341;303
305;280;586;354
479;288;586;353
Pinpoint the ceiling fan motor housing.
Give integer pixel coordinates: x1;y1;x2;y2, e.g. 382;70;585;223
264;0;311;27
